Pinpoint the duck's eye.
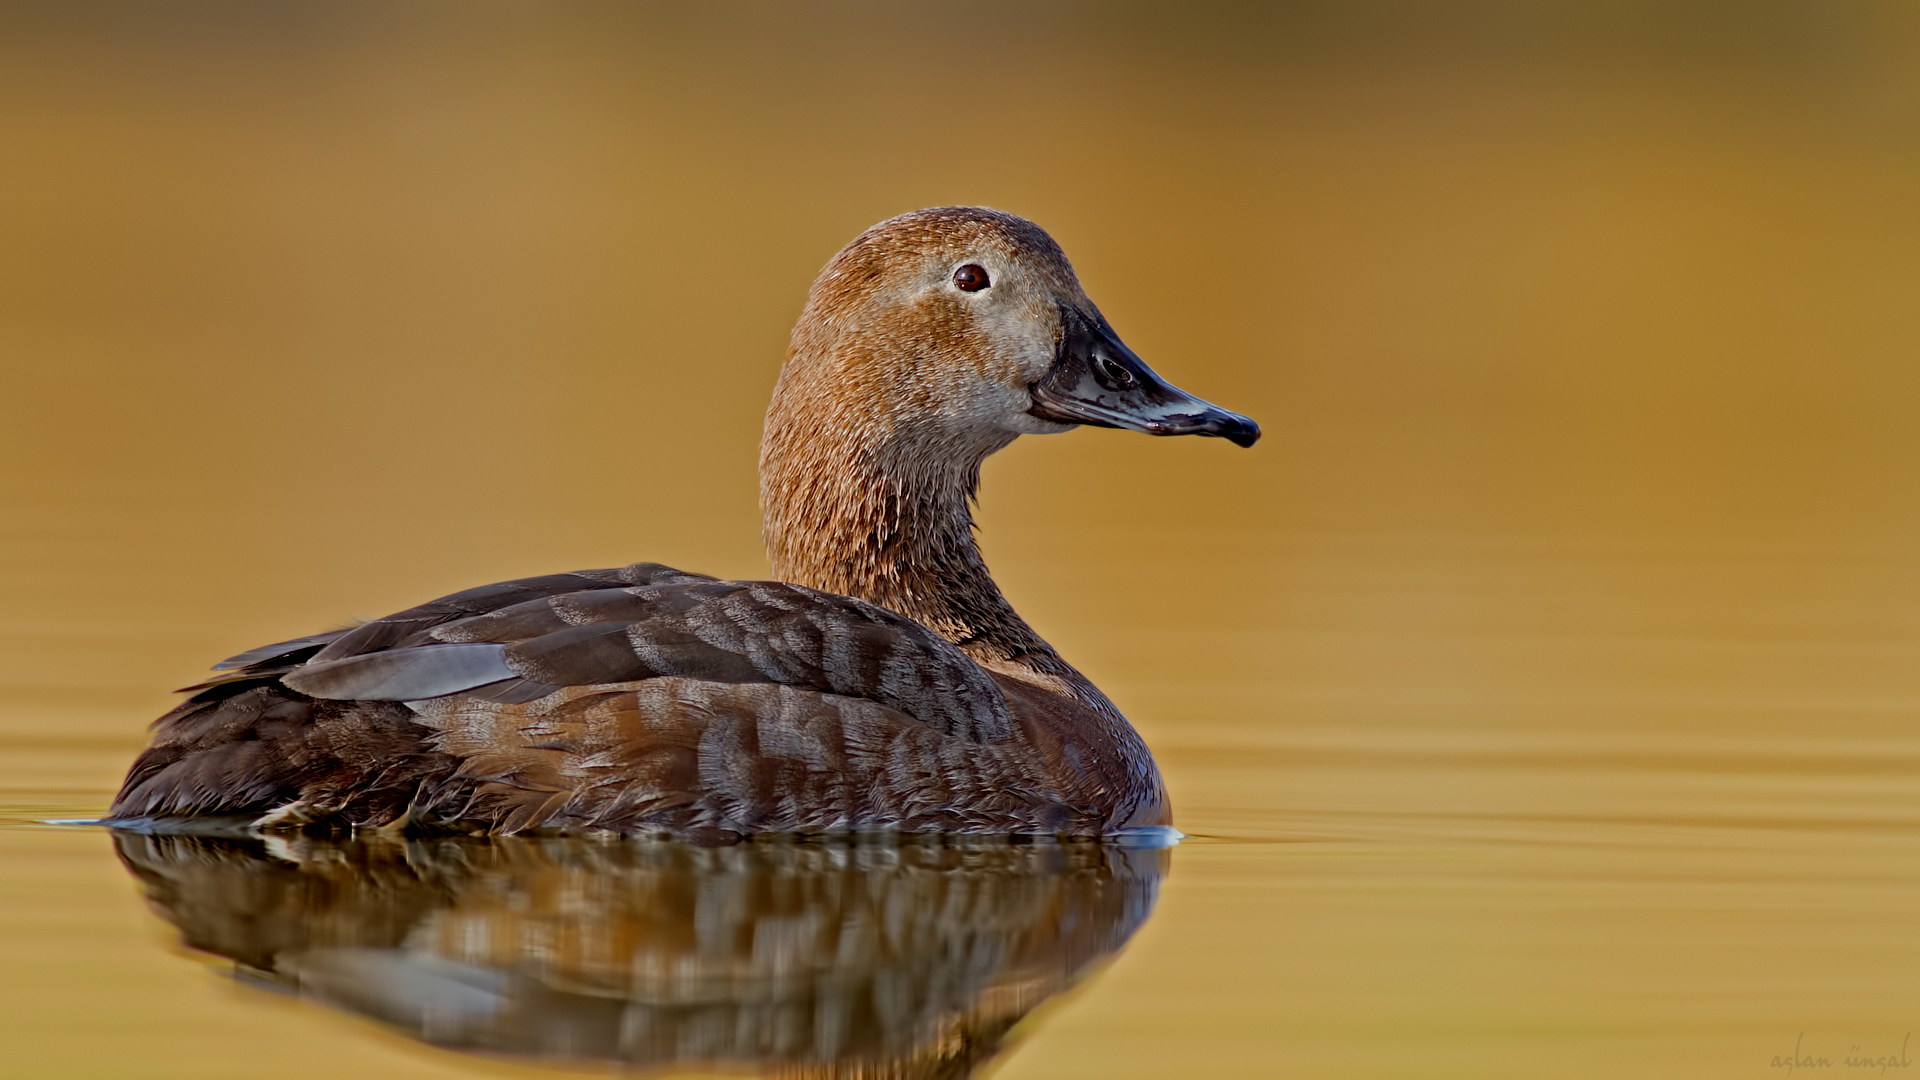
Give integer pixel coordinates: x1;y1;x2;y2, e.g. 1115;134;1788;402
1093;354;1135;389
952;264;991;292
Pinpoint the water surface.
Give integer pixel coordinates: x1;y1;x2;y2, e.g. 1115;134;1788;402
5;4;1920;1078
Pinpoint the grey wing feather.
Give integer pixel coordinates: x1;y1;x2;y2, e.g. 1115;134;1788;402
282;643;515;701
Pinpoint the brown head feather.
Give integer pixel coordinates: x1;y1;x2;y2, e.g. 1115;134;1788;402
761;207;1093;672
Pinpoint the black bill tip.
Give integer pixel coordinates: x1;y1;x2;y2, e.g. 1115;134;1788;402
1162;408;1261;448
1220;415;1262;448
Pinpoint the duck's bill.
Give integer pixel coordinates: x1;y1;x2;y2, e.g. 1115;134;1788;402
1029;307;1261;447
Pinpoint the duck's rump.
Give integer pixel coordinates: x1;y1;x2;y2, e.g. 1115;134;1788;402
109;563;1109;836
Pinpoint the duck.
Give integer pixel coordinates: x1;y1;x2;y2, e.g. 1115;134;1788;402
108;206;1259;840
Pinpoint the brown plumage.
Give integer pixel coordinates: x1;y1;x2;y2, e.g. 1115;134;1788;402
109;206;1259;838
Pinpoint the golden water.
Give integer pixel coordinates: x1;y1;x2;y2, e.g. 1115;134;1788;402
5;4;1920;1077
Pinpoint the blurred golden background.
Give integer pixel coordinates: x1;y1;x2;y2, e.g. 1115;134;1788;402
4;2;1920;1078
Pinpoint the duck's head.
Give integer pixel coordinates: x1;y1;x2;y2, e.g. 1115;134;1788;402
770;206;1260;466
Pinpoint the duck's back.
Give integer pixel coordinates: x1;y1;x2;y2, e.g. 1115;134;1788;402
109;563;1142;838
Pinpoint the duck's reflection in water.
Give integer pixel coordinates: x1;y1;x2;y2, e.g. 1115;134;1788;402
112;832;1166;1076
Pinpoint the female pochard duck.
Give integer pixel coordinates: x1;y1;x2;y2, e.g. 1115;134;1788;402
110;207;1259;839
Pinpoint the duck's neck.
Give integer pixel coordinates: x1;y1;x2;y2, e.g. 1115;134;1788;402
761;413;1060;672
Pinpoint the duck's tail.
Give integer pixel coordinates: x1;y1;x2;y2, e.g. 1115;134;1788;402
107;680;455;830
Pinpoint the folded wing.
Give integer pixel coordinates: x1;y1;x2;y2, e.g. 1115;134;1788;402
109;564;1070;834
274;563;1013;744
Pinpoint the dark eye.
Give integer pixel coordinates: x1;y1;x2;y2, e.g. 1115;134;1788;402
1093;354;1135;389
952;264;990;292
